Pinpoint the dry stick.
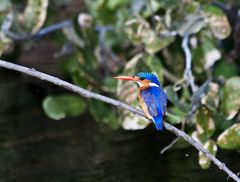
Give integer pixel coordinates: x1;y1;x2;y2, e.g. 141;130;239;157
0;59;239;182
160;136;180;154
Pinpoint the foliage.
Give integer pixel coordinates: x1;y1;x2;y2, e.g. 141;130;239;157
220;77;240;120
217;123;240;149
43;95;86;120
0;0;240;169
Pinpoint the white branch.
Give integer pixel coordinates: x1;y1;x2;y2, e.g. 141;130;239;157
182;33;197;92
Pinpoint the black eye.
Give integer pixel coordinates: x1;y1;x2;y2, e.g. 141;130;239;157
139;77;144;80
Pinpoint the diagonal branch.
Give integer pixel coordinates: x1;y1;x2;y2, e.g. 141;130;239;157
0;59;239;182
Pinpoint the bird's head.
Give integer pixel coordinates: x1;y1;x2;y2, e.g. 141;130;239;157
115;72;160;89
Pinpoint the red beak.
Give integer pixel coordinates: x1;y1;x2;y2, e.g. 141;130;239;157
114;76;138;81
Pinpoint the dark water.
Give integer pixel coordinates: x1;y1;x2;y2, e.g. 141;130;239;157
0;74;239;182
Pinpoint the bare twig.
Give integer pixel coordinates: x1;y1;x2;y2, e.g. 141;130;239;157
181;33;197;92
34;20;72;39
0;60;239;182
2;15;72;41
160;136;180;154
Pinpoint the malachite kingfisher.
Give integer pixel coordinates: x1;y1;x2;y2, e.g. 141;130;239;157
115;72;167;130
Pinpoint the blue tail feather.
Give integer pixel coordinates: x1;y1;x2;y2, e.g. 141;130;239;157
153;115;163;130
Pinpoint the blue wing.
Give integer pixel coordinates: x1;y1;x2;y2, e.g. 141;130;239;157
140;87;167;130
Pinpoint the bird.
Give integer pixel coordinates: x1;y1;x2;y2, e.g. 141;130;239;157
115;72;167;130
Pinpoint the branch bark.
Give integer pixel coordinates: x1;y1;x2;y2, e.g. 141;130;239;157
0;59;239;182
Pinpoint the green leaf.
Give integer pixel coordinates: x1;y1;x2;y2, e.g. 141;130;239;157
196;106;215;140
166;108;184;124
43;95;86;120
192;34;220;74
125;18;148;45
142;0;161;17
86;0;118;25
164;86;178;104
125;17;175;53
203;5;231;39
102;77;118;93
107;0;129;10
145;36;175;54
89;100;119;129
217;123;240;150
201;82;219;111
0;39;11;56
185;1;200;14
213;61;238;79
178;15;205;36
220;77;240;120
164;86;188;112
22;0;49;33
145;55;163;83
199;140;217;169
0;12;13;56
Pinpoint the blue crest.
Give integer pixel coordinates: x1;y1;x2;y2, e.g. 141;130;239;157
136;72;160;86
